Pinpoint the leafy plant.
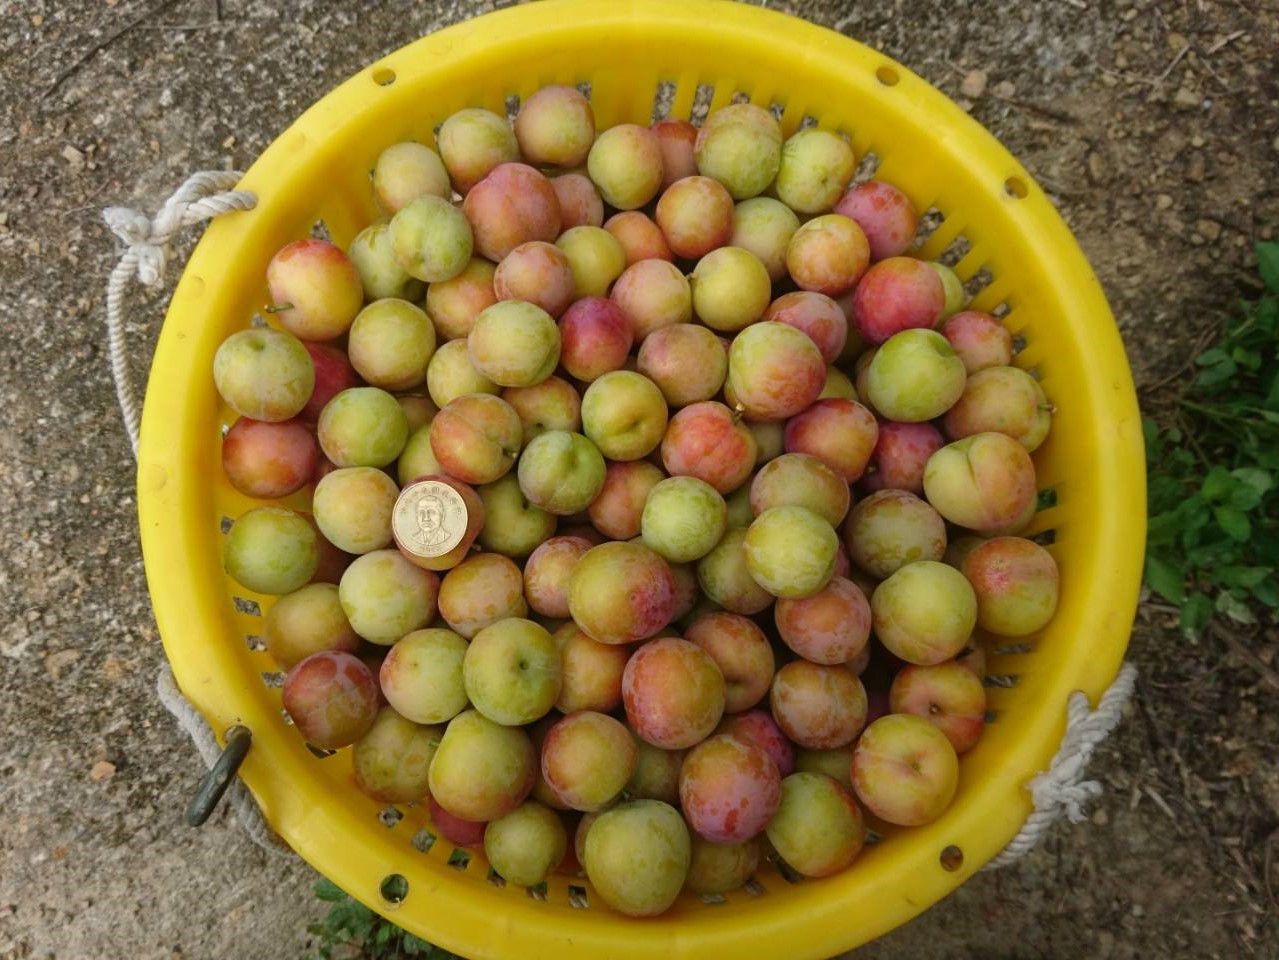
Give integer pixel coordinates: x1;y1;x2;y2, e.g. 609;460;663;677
306;878;460;960
1143;241;1279;634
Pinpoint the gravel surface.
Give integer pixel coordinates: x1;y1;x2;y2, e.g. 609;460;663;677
2;1;1276;958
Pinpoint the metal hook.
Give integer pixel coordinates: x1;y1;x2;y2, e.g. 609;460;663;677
186;725;252;827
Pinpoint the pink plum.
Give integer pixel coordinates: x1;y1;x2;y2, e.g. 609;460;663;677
611;258;692;342
763;291;848;364
844;489;947;580
553;621;630;714
852;256;946;345
717;709;795;777
655;176;734;259
569;541;677;645
429;797;487;849
943;365;1052;451
551;173;605;229
684;612;775;713
784;398;878;483
862;421;945;495
464;163;562;262
775;576;872;665
622;636;726;749
222;417;317;500
587;123;663;209
543;710;637;812
430;394;522;485
525;537;592;619
941;310;1014;373
502;375;582;446
749;452;850;527
679;733;781;844
603;211;674;265
765;772;865;878
661;401;757;495
636;323;727;407
785;214;870;297
851;713;959;826
559;297;633;382
438;552;528;639
727;321;826;421
923;433;1038;534
588;460;666;541
282;651;379;749
493;241;576;318
833;181;918;261
425;258;498;341
514;85;595;167
264;583;359;671
769;660;868;749
961;536;1060;636
266;239;363;341
299;341;358;425
890;661;987;754
652;118;698;188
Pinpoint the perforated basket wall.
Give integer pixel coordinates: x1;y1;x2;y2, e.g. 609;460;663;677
136;2;1146;957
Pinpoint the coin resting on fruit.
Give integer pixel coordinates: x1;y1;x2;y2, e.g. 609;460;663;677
212;90;1058;914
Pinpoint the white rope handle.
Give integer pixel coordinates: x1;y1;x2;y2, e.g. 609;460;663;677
104;169;256;455
985;662;1138;869
104;173;278;851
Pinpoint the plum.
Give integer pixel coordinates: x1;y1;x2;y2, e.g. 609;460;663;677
266;239;363;341
282;650;379;749
372;141;450;214
514;85;595;167
587;123;663;210
352;706;440;803
390;195;474;283
436;107;520;192
221;417;317;500
347;298;435;391
224;507;318;595
774;129;856;214
264;582;359;670
213;327;314;422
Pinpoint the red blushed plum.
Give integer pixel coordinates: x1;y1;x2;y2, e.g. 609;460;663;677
684;612;775;713
352;707;440;804
851;713;959;826
637;323;727;408
568;541;677;645
669;562;699;622
863;421;945;495
871;561;977;665
943;365;1052;452
514;85;595;167
214;327;315;423
784;398;878;484
282;651;379;749
890;661;987;754
679;734;781;844
559;297;633;383
769;660;868;749
429;709;537;822
727;322;826;421
852;256;946;345
371;141;450;215
438;552;528;639
765;773;865;878
550;173;605;229
264;583;359;671
696;527;774;615
553;622;630;714
763;291;848;365
266;239;363;341
429;797;487;849
750;452;850;527
502;376;582;447
224;507;318;595
786;214;870;297
941;310;1014;374
844;489;947;580
588;460;665;540
652;118;698;188
425;258;498;341
923;433;1038;535
833;181;918;261
300;342;358;424
222;418;317;500
611;259;693;343
717;709;795;777
775;576;871;665
655;176;734;260
437;107;520;193
661;402;757;495
493;242;576;319
430;394;522;485
622;637;726;749
525;537;592;619
542;711;637;811
603;211;674;265
690;247;772;333
961;536;1060;636
588;123;664;210
463;163;562;262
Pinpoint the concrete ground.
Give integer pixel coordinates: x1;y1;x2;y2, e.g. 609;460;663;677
2;1;1277;958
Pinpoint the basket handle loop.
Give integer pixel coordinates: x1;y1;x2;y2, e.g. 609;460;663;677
984;662;1138;869
103;170;257;457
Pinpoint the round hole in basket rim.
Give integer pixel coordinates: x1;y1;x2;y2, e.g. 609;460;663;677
136;1;1146;958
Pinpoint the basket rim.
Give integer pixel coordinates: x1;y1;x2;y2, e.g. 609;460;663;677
136;2;1146;957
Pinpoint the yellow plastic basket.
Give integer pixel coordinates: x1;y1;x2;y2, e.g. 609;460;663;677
136;1;1146;957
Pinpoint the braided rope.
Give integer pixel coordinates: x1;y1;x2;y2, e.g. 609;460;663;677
985;662;1138;868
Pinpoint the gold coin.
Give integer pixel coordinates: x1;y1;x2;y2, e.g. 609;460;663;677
393;480;468;559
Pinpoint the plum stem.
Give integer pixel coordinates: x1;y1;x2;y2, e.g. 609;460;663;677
264;302;294;314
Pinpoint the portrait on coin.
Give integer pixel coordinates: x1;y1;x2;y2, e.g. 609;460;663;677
415;492;451;548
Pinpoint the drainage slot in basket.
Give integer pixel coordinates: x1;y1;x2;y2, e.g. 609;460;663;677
259;670;285;688
993;302;1012;320
651;81;676;122
503;93;520;122
689;83;715;125
939;845;964;872
310;219;332;242
380;873;409;904
730;90;753;105
1010;332;1028;355
447;848;471;871
993;642;1034;655
935;233;972;269
775;859;804;885
568;885;589;909
742;877;766;897
875;64;900;87
700;893;727;906
527;881;549;902
219;423;230;438
983;673;1021;689
574;80;593;102
371;66;396;87
232;596;262;616
1029;528;1057;546
305;743;336;759
250;312;267;328
487;867;506;888
1037;488;1059;511
245;634;266;652
852;151;881;184
378;806;403;829
797;114;818;131
766;101;787;122
913;207;944;248
963;266;994;301
219;516;234;534
1004;176;1029;199
411;829;436;854
865;829;884;845
279;708;294;726
984;709;1000;724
